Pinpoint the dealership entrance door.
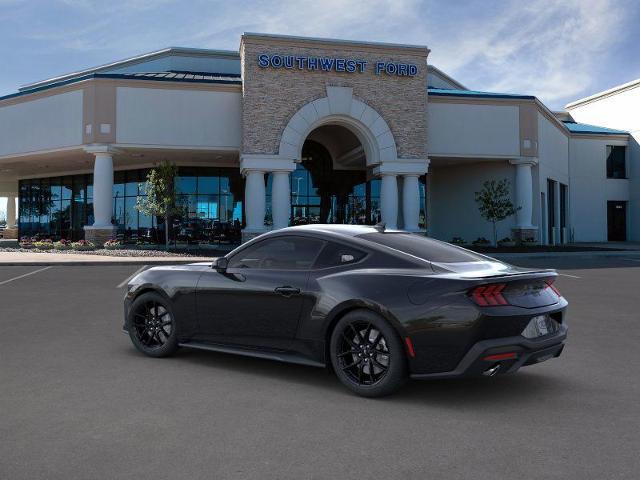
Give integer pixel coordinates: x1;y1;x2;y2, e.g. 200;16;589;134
607;201;627;241
289;125;381;226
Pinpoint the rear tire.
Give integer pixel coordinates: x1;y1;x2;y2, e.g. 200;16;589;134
126;292;179;358
330;309;408;397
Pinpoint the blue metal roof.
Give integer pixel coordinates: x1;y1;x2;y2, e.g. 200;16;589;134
428;87;535;100
562;121;628;135
0;71;242;102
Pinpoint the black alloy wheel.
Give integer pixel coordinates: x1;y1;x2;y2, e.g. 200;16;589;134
330;310;407;397
127;292;179;357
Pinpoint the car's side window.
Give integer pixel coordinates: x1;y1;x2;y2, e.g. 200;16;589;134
227;236;325;270
313;241;367;269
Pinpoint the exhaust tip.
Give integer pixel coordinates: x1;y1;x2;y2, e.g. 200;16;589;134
483;364;501;377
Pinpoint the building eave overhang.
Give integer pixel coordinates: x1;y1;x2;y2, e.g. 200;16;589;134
1;73;242;104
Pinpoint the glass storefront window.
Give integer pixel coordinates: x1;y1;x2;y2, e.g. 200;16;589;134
18;167;244;245
175;174;197;195
198;176;219;195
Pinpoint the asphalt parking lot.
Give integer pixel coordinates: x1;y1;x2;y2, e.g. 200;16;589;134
1;256;639;479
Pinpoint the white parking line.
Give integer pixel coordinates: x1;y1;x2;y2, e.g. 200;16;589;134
117;265;148;289
557;273;581;279
0;266;52;286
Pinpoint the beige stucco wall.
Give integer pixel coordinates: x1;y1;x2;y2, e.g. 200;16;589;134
429;161;517;242
427;101;520;157
569;136;630;241
115;86;242;148
568;86;640;241
0;90;83;157
240;35;428;160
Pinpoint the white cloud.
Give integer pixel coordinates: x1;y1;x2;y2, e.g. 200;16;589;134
2;0;635;109
426;0;628;107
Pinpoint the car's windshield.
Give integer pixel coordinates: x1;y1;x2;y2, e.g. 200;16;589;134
357;232;489;263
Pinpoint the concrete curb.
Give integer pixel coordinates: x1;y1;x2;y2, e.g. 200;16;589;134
0;260;214;266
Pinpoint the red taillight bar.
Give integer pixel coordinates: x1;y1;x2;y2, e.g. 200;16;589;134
483;352;517;361
545;279;562;297
404;337;416;358
470;283;508;306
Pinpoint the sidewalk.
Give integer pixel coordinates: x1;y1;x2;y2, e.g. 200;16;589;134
492;250;640;260
2;243;640;266
0;251;214;266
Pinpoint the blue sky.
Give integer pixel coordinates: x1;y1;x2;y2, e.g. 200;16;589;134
1;0;640;214
1;0;639;108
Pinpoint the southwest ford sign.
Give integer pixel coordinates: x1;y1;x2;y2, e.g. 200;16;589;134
257;54;418;77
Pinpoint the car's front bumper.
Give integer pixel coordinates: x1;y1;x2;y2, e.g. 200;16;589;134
410;323;567;379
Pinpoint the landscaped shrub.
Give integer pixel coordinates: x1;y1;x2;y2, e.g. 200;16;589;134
450;237;465;245
33;239;54;250
472;237;491;246
54;239;73;250
103;239;123;250
497;237;516;247
71;240;96;251
19;236;34;249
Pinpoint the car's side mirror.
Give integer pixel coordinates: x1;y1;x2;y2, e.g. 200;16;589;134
212;257;228;272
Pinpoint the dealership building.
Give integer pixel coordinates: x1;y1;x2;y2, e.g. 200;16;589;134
0;33;637;246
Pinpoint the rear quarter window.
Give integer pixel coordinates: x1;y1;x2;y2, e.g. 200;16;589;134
357;232;487;263
314;241;367;269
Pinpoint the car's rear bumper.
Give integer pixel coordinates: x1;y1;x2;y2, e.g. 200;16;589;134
410;324;567;379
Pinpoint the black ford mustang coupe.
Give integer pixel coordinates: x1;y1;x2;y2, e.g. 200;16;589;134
124;225;568;397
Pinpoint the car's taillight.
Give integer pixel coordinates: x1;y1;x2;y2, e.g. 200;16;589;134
545;278;562;297
470;283;508;306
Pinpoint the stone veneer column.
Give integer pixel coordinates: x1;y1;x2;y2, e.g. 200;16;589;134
271;171;291;230
510;157;539;242
83;145;117;246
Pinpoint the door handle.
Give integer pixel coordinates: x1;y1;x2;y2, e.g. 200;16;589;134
274;286;301;297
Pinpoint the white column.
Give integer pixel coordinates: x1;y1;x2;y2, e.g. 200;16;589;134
271;171;290;230
6;195;17;228
402;174;420;231
380;174;398;229
512;160;535;228
92;152;114;228
244;170;266;231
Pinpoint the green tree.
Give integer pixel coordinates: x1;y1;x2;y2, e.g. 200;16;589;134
136;161;181;250
474;179;519;246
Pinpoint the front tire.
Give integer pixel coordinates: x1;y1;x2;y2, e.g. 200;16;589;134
330;310;408;397
126;292;179;358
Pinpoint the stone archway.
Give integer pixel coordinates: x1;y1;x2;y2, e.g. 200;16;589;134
240;86;429;239
278;86;398;166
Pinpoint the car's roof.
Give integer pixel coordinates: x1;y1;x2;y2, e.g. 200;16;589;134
276;224;406;238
